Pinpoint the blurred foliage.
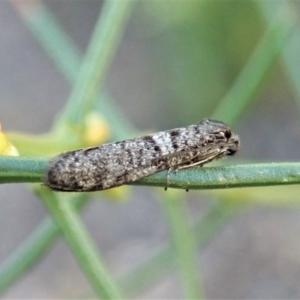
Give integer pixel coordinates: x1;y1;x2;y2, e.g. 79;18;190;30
135;0;264;125
1;0;300;299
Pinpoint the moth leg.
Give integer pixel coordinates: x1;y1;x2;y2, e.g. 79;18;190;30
177;160;203;171
165;167;175;191
165;149;223;191
176;151;222;171
174;150;223;191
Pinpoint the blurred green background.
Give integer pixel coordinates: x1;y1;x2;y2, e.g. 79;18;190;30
1;0;300;299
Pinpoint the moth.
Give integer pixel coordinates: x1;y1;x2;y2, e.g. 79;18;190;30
44;119;240;192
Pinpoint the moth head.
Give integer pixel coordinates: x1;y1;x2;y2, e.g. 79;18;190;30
198;118;240;158
225;134;240;156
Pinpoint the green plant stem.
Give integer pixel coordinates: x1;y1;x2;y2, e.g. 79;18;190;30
55;0;135;128
11;1;136;144
0;1;299;298
0;157;46;183
37;188;123;299
2;2;136;296
135;163;300;189
2;157;300;189
160;192;204;298
0;189;241;297
0;195;88;293
257;1;300;109
212;13;294;124
119;200;242;296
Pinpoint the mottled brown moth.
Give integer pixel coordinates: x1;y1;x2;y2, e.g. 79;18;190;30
44;119;240;192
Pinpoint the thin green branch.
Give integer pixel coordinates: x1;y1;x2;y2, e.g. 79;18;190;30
134;163;300;190
12;1;136;142
0;195;88;293
37;188;123;299
3;1;135;297
3;2;136;297
1;157;300;189
0;2;299;298
257;1;300;110
0;157;46;184
55;0;135;128
211;11;295;124
0;188;242;296
160;192;204;298
119;200;243;297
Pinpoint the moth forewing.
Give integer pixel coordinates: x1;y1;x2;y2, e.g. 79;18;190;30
44;119;240;192
175;148;226;171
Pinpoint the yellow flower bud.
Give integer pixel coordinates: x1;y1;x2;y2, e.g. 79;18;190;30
0;123;19;156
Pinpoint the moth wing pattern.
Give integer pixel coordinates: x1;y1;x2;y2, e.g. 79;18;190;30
44;119;240;192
